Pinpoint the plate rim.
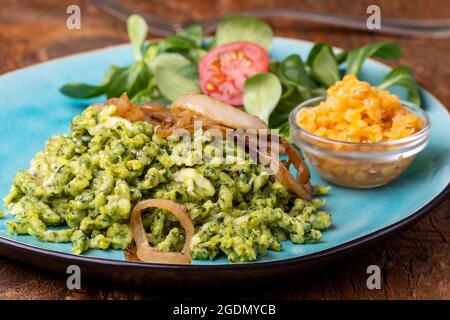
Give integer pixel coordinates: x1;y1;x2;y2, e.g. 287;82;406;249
0;37;449;272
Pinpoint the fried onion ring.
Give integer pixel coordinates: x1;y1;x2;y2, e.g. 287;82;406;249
130;199;194;264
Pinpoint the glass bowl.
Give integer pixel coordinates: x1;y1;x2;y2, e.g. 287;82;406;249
289;97;431;188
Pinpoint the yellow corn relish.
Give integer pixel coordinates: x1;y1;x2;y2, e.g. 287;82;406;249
296;75;423;143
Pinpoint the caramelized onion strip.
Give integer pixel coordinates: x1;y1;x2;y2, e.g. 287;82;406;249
107;93;144;121
256;151;312;200
171;94;268;130
137;103;171;126
277;136;314;195
155;113;229;138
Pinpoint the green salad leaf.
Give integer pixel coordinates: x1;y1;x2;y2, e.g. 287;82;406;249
187;48;207;63
160;35;198;51
124;61;152;97
59;65;119;98
280;54;315;88
148;53;191;73
59;83;106;99
155;67;200;101
243;73;282;124
127;14;148;61
178;24;203;46
159;25;204;52
346;42;403;76
268;85;304;128
105;62;152;98
143;43;159;63
131;80;157;103
215;15;273;50
335;51;348;64
177;63;199;81
104;66;129;98
306;43;340;87
378;66;421;106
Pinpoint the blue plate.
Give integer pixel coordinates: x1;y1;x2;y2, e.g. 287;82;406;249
0;38;449;284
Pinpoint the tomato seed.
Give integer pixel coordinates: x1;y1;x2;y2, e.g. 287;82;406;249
206;82;215;91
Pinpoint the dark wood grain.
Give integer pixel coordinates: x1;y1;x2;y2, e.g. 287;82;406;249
0;0;449;300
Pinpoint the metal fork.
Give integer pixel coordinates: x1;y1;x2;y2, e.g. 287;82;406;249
91;0;450;39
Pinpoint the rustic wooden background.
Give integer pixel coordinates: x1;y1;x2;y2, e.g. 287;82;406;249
0;0;449;300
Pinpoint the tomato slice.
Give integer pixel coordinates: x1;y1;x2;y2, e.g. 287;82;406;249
199;41;269;106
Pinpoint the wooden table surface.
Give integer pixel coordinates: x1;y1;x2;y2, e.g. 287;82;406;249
0;0;449;300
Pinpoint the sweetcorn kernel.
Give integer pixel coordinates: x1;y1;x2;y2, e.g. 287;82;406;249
314;126;327;137
296;75;423;143
344;109;362;123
